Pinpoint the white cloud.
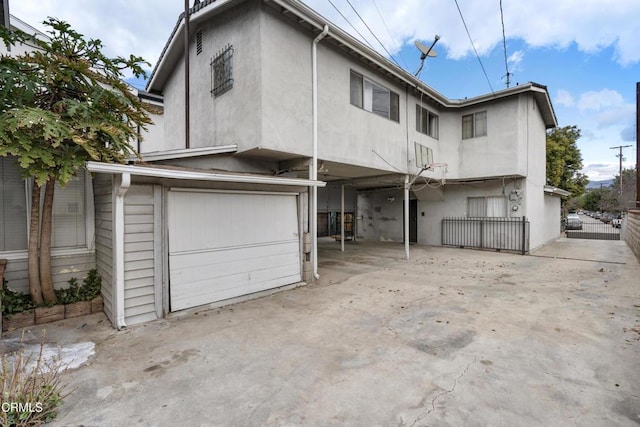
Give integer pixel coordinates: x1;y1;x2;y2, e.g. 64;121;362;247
555;89;575;108
9;0;640;70
577;89;625;112
507;50;524;72
300;0;640;65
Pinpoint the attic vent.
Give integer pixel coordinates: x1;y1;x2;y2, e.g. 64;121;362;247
211;44;234;97
196;30;203;55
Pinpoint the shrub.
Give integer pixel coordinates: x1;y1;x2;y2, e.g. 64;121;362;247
0;331;69;426
1;280;34;316
54;269;102;305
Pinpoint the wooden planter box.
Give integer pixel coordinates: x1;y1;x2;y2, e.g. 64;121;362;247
90;296;104;314
2;309;35;332
65;300;91;318
35;305;65;324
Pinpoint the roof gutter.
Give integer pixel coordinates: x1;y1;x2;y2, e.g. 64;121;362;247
86;161;326;187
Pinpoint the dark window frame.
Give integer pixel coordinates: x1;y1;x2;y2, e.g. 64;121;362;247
416;104;439;139
462;111;487;139
349;70;400;122
211;44;234;98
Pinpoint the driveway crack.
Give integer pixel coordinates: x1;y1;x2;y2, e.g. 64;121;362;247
410;357;477;427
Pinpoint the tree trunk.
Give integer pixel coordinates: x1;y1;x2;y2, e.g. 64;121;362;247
28;182;43;305
39;179;57;304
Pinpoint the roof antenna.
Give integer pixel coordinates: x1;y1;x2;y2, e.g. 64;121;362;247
414;35;440;77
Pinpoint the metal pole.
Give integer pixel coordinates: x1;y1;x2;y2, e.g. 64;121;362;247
636;82;639;208
610;145;632;195
404;175;410;260
341;184;345;252
184;0;190;149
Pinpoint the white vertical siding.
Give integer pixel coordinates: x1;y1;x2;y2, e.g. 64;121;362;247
93;174;114;323
123;185;158;325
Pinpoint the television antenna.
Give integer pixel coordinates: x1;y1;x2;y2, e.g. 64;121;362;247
414;35;440;77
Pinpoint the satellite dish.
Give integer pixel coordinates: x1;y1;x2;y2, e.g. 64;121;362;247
415;40;438;59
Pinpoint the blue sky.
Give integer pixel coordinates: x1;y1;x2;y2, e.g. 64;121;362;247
9;0;639;181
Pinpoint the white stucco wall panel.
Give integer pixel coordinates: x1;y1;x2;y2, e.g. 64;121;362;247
162;1;262;153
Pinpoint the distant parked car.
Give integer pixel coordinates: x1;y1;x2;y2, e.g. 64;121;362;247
565;213;583;230
594;212;602;220
611;214;623;228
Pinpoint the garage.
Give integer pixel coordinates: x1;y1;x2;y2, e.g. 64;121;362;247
167;188;302;311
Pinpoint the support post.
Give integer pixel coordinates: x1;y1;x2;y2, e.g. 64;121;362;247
341;184;345;252
404;175;410;260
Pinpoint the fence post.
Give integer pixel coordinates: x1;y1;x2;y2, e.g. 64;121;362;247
521;216;526;255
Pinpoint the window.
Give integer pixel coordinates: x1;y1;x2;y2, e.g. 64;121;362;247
196;31;203;55
462;111;487;139
467;196;507;217
0;157;27;251
211;44;233;97
416;105;439;138
0;156;89;252
350;70;399;122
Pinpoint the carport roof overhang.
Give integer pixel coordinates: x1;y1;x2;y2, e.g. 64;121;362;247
86;161;326;188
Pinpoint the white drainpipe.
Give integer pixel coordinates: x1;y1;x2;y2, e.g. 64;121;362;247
113;172;130;330
311;24;329;280
404;175;410;260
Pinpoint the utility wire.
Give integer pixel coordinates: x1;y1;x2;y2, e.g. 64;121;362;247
453;0;495;94
343;0;402;67
500;0;512;88
370;0;409;69
326;0;377;52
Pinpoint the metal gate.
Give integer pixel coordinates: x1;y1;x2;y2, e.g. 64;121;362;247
442;216;530;254
564;215;620;240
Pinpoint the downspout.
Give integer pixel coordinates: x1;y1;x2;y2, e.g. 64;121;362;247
113;173;131;330
311;24;329;280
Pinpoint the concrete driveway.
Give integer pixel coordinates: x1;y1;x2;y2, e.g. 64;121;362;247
4;238;640;426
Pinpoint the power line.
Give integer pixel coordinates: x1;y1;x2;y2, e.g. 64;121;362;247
343;0;401;67
500;0;512;88
453;0;495;94
370;0;409;70
326;0;376;52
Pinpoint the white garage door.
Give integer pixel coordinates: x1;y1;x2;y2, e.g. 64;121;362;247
168;189;301;311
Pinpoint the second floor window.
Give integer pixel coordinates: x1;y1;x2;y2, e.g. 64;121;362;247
350;70;399;122
211;44;233;97
416;105;439;139
462;111;487;139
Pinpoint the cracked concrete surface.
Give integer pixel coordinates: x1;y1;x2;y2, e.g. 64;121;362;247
2;238;639;426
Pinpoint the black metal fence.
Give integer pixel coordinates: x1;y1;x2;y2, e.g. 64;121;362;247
442;216;530;254
564;221;620;240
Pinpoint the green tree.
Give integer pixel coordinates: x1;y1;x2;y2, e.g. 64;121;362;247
611;167;637;211
0;19;152;304
546;125;588;198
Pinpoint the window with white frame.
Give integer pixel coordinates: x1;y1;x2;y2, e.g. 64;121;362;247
462;111;487;139
0;156;89;253
467;196;507;217
416;104;439;138
350;70;399;122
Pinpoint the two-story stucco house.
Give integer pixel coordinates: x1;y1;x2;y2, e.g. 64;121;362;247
2;0;567;330
85;0;566;328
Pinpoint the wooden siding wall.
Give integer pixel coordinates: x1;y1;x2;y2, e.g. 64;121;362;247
123;185;158;325
3;253;95;295
93;174;114;323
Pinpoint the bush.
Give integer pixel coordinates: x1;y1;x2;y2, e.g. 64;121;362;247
1;269;102;316
0;331;69;426
1;280;34;316
54;269;102;305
